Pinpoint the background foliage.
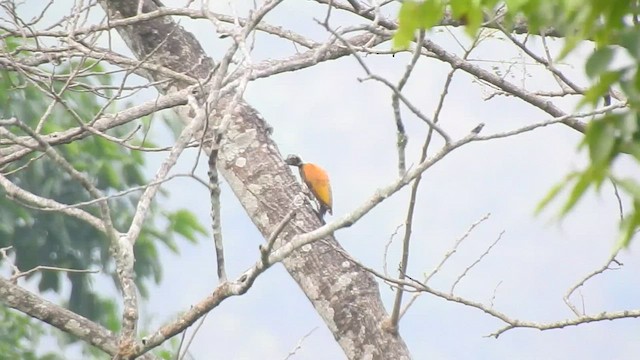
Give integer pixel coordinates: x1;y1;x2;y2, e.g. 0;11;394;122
0;34;205;357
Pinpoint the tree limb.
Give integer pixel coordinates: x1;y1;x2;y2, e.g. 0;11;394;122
0;277;156;360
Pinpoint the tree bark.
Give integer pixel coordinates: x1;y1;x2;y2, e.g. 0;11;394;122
98;1;411;359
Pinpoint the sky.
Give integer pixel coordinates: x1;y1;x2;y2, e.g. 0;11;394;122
8;1;640;359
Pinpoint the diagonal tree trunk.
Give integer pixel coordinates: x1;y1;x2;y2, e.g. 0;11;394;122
98;1;411;359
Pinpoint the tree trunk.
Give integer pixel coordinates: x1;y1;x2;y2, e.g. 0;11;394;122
99;1;411;358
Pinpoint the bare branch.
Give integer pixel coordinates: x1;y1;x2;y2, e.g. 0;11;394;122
0;90;191;166
208;138;227;282
325;239;640;340
0;171;106;233
0;277;154;359
391;37;479;327
563;251;623;316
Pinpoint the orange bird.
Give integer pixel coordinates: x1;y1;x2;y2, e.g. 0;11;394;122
285;154;333;218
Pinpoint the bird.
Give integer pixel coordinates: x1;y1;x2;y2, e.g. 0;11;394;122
285;154;333;218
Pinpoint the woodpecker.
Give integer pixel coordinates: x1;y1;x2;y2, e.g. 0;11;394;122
285;154;333;218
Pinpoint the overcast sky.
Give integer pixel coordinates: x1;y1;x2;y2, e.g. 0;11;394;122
12;1;640;359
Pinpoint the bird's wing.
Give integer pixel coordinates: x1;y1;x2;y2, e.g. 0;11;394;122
301;163;332;212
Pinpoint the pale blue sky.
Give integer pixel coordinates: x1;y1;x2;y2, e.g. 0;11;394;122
9;1;640;359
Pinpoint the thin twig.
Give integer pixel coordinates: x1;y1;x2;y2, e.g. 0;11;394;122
11;265;100;282
261;210;296;265
283;327;318;360
399;213;491;319
391;30;424;175
383;224;403;278
563;250;622;316
0;246;20;281
178;312;210;360
450;230;505;294
425;213;491;283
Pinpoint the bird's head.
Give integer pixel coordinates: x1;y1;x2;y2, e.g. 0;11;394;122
284;154;303;167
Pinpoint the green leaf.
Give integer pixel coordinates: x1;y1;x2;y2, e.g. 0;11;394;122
505;0;528;13
619;27;640;59
417;0;445;29
613;177;640;201
584;116;617;166
580;70;622;106
561;169;598;215
98;162;121;188
393;0;445;49
393;1;422;49
558;35;581;61
450;0;470;18
618;111;639;141
616;201;640;249
462;1;483;37
168;209;207;243
535;172;578;214
585;47;615;78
